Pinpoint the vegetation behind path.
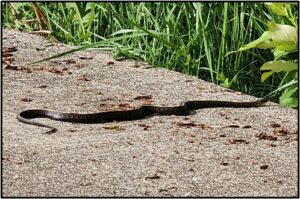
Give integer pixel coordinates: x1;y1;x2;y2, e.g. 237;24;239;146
2;2;298;105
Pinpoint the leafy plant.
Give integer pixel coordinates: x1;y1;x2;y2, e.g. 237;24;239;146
226;3;298;108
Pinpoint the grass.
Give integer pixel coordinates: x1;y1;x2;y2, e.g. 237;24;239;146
2;2;298;103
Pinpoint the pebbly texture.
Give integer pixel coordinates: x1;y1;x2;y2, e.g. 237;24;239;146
2;29;298;197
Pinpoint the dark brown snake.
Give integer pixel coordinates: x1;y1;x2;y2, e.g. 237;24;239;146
17;99;267;134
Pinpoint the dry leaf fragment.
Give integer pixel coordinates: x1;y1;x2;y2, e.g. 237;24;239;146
31;66;70;75
36;47;46;51
37;85;48;88
127;141;134;145
270;123;281;128
220;161;229;166
144;173;160;180
242;125;252;129
78;75;91;81
74;64;86;68
196;123;212;130
79;56;93;60
177;122;197;127
62;58;76;64
226;124;240;128
273;127;289;136
227;139;248;144
255;132;277;140
47;67;70;75
134;95;153;100
48;68;61;74
118;103;131;108
232;139;248;143
3;46;17;53
269;143;277;147
2;56;15;63
143;99;154;105
107;61;115;65
138;124;151;130
75;102;87;106
133;95;154;105
5;64;32;73
103;125;125;131
20;97;32;102
260;165;269;170
2;52;14;58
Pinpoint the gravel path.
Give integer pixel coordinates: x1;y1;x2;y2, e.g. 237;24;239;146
2;29;298;197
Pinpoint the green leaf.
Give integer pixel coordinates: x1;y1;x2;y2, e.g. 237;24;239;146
294;72;298;80
261;71;274;82
268;22;298;50
275;43;298;52
280;85;298;99
239;31;273;51
216;72;226;81
225;31;272;56
260;60;298;82
279;85;298;108
226;22;298;56
220;78;230;88
272;49;289;60
265;3;288;16
256;38;277;49
260;60;298;72
280;97;298;108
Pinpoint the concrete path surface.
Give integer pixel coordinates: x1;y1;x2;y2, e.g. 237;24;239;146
2;29;298;197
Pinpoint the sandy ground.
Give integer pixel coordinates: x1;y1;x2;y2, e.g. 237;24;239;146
2;29;298;197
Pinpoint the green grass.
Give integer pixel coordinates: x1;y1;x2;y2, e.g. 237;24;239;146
2;2;298;104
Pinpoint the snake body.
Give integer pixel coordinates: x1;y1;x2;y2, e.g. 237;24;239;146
17;99;267;134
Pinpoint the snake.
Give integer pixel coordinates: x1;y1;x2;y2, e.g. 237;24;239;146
17;99;267;134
